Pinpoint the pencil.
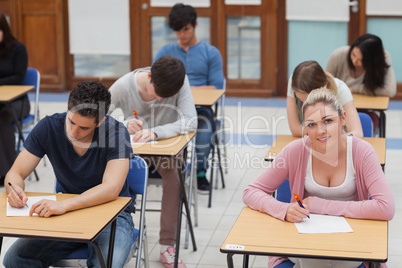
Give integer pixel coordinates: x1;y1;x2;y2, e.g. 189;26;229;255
132;109;139;119
8;182;29;208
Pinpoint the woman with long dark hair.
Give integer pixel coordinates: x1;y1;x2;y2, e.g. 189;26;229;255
0;12;30;186
326;33;396;97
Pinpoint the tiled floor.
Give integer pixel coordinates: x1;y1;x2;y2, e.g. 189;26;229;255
1;94;401;268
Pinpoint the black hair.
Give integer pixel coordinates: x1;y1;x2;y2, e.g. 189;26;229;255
347;34;389;95
168;3;197;31
0;13;17;56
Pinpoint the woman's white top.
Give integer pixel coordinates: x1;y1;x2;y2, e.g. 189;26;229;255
304;135;358;201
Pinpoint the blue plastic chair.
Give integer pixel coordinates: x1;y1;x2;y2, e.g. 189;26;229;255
358;112;373;138
53;156;149;268
15;67;41;141
22;67;41;126
276;179;291;203
13;68;41;181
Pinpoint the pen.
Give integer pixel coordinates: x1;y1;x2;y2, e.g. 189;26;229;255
132;109;139;119
293;193;309;219
8;182;29;208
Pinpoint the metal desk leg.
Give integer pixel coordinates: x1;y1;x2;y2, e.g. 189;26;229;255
174;157;197;268
7;102;25;147
208;143;215;208
227;253;234;268
106;219;116;268
91;218;117;268
208;104;225;208
242;254;249;268
185;140;197;249
91;240;107;268
379;111;386;138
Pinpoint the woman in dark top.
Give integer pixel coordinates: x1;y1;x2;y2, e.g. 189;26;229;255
0;12;30;186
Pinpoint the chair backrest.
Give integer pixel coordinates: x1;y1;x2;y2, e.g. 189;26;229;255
126;156;148;268
23;67;41;125
127;156;148;195
276;180;291;203
53;156;149;268
358;112;373;137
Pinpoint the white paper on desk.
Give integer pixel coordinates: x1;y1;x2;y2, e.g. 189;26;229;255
6;196;57;216
294;214;353;233
130;135;158;144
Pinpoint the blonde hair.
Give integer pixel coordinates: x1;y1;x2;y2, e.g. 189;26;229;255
302;86;344;120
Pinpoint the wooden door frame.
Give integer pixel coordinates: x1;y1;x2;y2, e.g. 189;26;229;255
134;0;278;98
220;2;278;97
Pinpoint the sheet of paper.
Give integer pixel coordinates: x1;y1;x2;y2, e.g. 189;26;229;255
294;214;353;233
130;135;158;144
7;195;57;216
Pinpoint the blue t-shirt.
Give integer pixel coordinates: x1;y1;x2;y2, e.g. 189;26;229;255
24;112;135;213
154;41;224;89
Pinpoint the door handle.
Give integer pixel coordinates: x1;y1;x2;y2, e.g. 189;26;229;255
349;0;359;13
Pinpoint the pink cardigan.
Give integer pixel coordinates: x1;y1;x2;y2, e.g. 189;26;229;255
243;136;395;268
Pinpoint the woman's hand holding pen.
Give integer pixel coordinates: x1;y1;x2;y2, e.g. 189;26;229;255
127;119;143;134
285;196;313;222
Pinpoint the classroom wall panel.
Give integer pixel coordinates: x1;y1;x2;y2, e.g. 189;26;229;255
286;0;349;22
287;21;347;78
151;0;210;7
68;0;130;55
18;0;66;91
22;15;58;77
367;18;402;83
0;0;18;38
367;0;402;16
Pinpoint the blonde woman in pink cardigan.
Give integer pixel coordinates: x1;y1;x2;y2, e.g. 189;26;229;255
243;87;395;268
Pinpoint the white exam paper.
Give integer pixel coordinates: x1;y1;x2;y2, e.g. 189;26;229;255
294;214;353;233
130;135;158;144
6;196;57;216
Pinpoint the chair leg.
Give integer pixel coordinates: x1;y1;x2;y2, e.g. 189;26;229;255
192;165;199;227
33;169;40;181
208;145;215;208
185;142;198;249
143;235;149;268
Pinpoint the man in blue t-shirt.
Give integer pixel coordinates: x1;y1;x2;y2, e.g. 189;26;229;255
154;3;225;199
3;81;134;268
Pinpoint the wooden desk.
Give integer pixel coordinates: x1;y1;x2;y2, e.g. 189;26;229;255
192;88;225;107
353;93;389;138
0;85;33;102
265;135;386;168
132;133;197;268
221;206;388;268
191;88;226;208
0;192;132;268
132;132;195;157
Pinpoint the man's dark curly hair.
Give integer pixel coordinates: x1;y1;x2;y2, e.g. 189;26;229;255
67;81;111;123
168;3;197;31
